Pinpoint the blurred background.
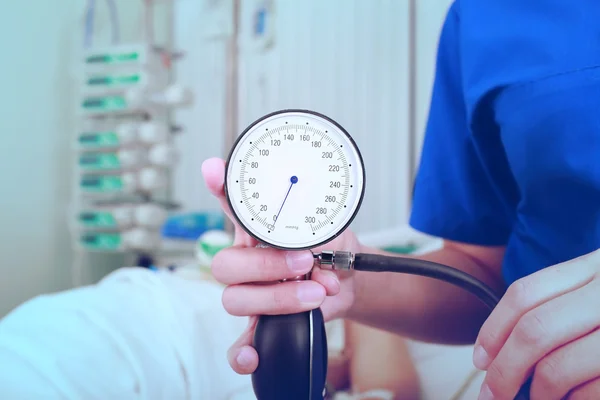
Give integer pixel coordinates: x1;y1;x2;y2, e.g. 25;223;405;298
0;0;452;317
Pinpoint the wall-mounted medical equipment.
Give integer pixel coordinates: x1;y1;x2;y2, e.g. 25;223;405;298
78;149;146;171
77;206;135;230
70;0;192;276
79;228;162;252
77;123;139;150
83;44;156;68
80;84;191;116
76;203;168;231
78;167;169;196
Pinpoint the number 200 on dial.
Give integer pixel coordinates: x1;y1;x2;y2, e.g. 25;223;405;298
225;110;366;250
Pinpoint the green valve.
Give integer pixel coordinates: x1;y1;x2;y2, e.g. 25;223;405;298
78;211;118;228
85;52;140;64
78;132;120;148
87;74;140;87
80;175;124;192
79;153;121;170
82;96;127;111
80;233;122;250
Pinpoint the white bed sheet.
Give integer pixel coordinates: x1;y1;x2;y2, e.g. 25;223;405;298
0;265;483;399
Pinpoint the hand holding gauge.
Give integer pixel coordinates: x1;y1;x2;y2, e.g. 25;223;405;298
201;111;365;398
223;110;366;400
203;110;532;400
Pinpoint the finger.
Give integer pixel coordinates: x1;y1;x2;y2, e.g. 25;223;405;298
227;316;259;374
480;281;600;400
202;157;226;196
568;376;600;400
474;252;598;370
202;157;257;247
201;157;231;215
530;328;600;400
222;281;326;316
311;268;341;296
212;247;314;285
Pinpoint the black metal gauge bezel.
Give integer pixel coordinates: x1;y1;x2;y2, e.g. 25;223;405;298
224;109;366;251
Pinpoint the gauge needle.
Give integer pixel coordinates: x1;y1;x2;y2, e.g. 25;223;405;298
274;176;298;226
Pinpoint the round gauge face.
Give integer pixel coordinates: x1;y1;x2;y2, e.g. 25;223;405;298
225;110;366;250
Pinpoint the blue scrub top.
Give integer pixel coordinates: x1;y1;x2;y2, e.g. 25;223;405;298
409;0;600;285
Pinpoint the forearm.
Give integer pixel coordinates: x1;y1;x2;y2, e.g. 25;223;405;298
346;243;507;344
347;321;420;400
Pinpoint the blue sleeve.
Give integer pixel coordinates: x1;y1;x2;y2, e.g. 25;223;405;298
409;4;513;246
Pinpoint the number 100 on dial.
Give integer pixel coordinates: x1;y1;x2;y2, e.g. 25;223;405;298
225;110;365;250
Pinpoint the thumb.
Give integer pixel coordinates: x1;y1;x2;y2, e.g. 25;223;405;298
201;157;258;247
227;316;259;374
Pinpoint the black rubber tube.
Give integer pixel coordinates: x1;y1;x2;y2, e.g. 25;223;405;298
353;253;501;309
353;253;532;400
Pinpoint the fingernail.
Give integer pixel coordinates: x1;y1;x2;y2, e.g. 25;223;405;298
286;251;314;273
478;384;494;400
236;347;253;368
473;345;491;370
297;284;325;305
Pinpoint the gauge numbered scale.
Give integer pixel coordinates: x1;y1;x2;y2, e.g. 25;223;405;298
225;110;365;250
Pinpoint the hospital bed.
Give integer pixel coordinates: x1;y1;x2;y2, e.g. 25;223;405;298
0;225;483;400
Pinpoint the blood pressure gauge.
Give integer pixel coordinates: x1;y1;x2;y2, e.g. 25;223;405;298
225;109;366;250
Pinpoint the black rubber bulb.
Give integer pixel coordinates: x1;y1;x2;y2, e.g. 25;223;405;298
252;308;328;400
